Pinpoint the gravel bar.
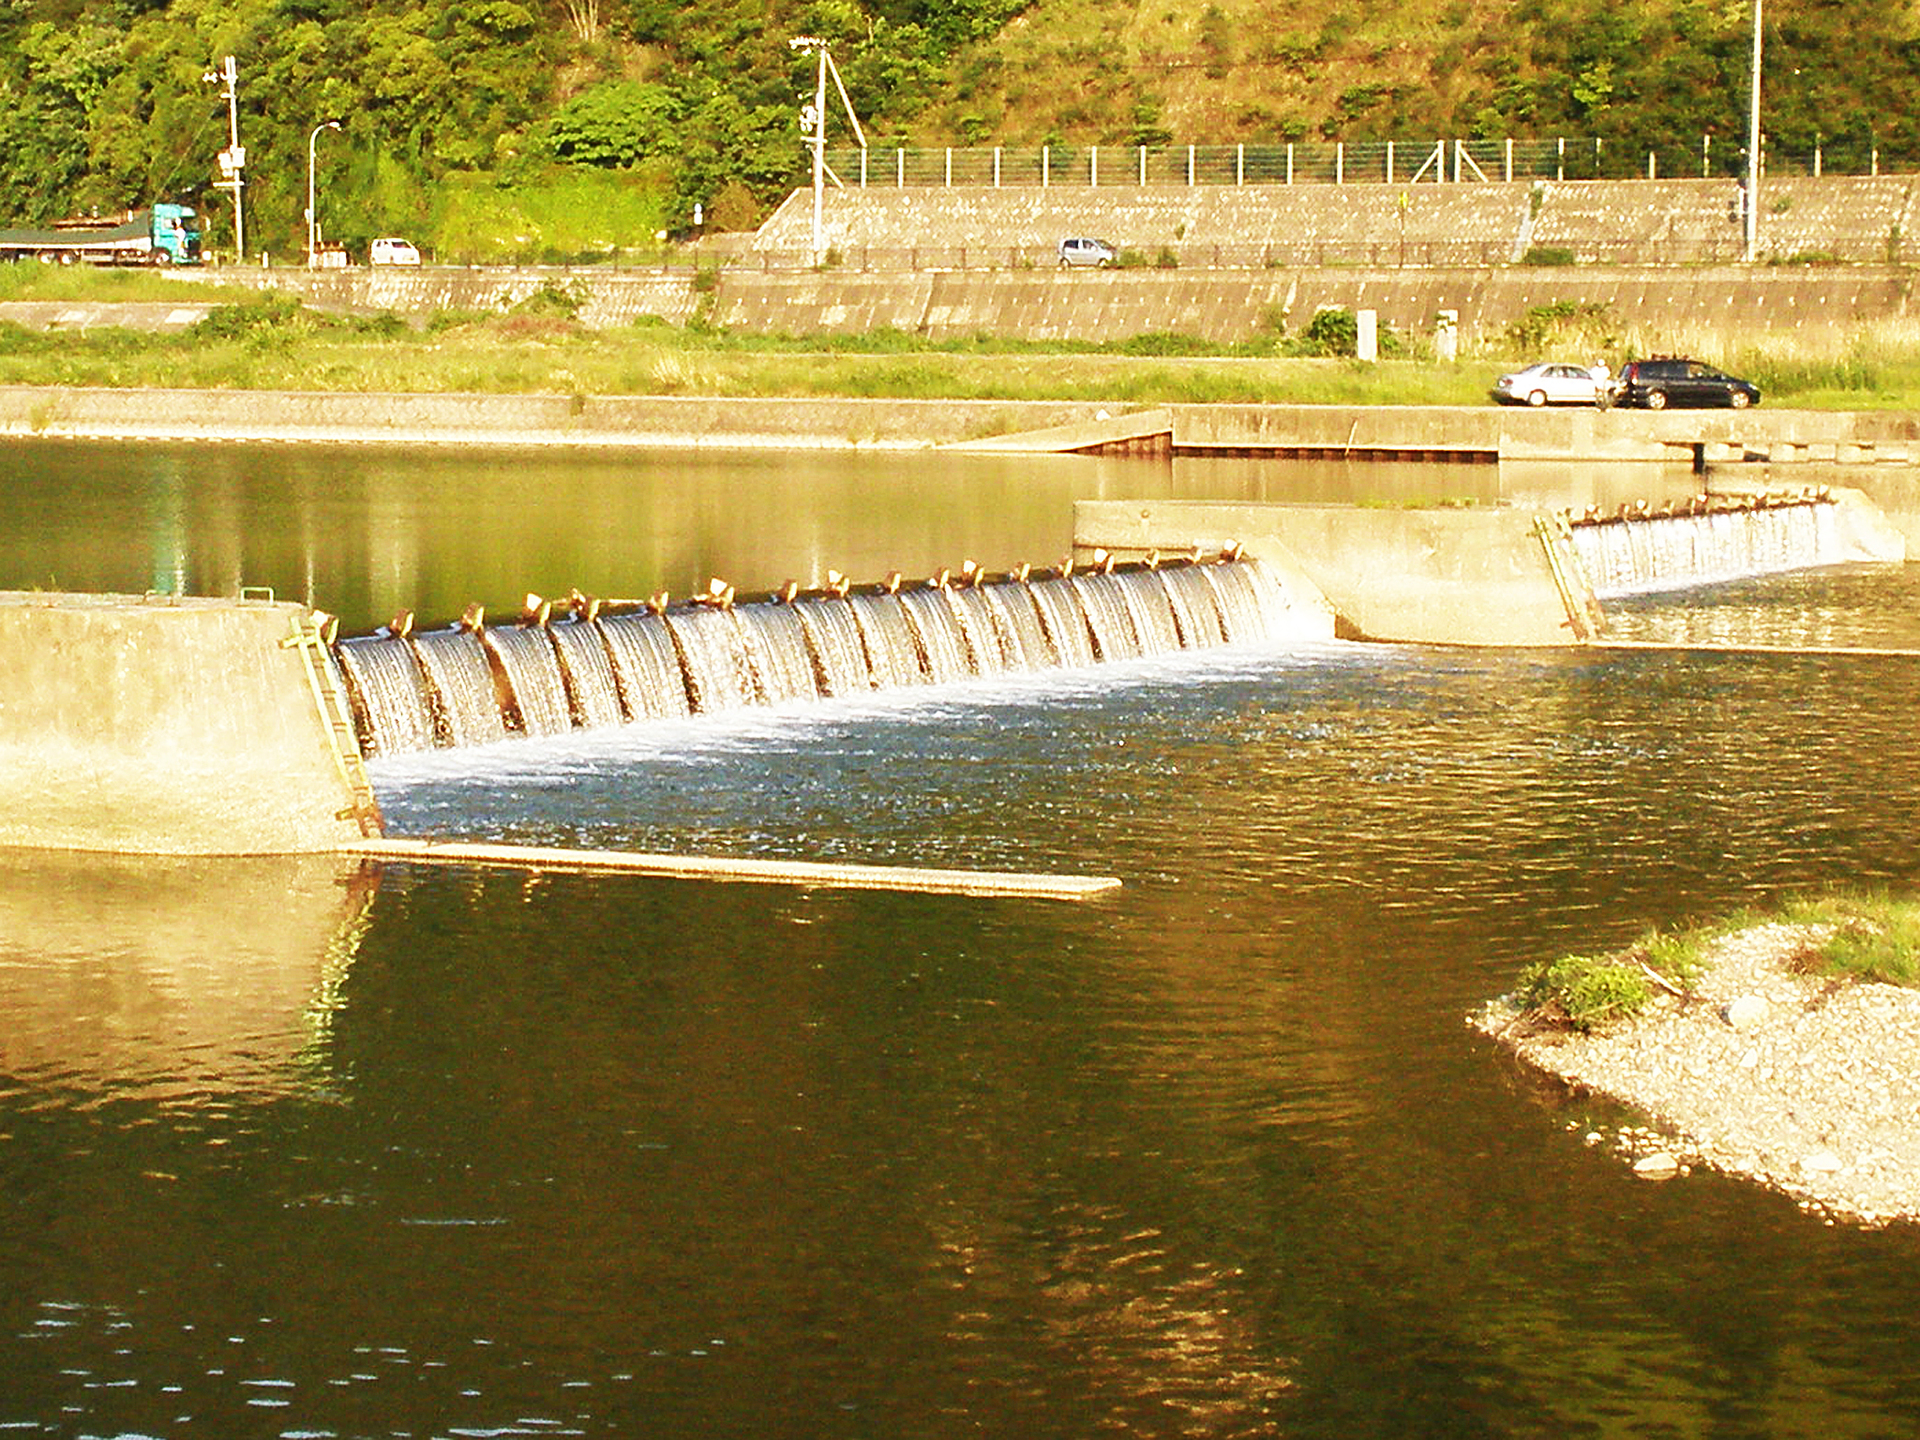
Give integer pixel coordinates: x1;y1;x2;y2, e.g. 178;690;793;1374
1473;923;1920;1228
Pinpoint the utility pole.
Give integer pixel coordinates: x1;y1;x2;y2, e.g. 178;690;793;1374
1745;0;1762;263
788;36;865;267
206;56;246;265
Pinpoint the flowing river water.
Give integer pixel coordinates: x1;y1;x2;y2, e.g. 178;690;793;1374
1;438;1918;1437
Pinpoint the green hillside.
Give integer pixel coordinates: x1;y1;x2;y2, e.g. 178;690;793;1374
3;0;1917;262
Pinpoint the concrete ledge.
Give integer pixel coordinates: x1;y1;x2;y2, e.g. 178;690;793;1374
347;837;1122;900
0;386;1120;451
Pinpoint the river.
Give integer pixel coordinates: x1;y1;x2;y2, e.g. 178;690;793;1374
1;437;1917;1437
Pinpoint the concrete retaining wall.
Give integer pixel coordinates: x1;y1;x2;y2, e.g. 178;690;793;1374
0;593;373;854
221;259;1918;349
7;386;1920;478
0;385;1111;450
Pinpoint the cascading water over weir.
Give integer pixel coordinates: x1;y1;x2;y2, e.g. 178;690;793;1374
333;553;1315;758
1560;489;1857;600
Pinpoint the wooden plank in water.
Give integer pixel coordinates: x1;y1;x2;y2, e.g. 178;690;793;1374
341;837;1122;901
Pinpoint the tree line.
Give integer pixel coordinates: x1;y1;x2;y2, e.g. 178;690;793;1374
1;0;1914;262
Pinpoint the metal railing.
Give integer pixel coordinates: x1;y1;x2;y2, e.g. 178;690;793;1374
823;138;1918;189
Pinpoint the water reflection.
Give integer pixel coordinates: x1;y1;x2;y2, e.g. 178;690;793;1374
0;852;376;1099
1603;561;1920;650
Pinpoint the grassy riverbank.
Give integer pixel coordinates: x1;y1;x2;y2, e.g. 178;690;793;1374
6;267;1920;409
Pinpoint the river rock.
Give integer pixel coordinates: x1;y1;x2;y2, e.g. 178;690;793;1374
1633;1152;1681;1177
1724;994;1768;1030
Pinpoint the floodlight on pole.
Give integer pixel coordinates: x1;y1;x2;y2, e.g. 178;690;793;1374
307;120;341;266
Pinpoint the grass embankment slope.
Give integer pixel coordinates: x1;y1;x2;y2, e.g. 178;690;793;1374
4;267;1920;410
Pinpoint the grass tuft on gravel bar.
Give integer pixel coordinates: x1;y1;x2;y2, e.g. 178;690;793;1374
1778;891;1920;987
1511;893;1920;1033
1513;926;1709;1032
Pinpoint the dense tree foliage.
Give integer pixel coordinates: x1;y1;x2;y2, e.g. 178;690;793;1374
2;0;1917;260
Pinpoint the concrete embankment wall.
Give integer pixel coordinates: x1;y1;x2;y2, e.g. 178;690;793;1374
0;385;1113;449
229;261;1917;350
0;593;373;854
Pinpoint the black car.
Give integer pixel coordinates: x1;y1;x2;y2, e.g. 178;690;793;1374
1616;358;1760;410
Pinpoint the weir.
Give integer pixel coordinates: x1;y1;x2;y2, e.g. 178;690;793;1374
333;554;1327;758
1080;486;1907;647
0;488;1904;860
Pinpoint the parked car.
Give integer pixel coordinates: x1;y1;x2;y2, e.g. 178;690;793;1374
1058;236;1117;268
369;236;421;266
1616;357;1759;409
1491;361;1612;407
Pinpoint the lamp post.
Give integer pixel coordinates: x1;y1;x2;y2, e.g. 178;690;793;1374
307;120;341;266
1745;0;1763;262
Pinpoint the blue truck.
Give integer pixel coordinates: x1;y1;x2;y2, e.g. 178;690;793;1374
0;203;203;265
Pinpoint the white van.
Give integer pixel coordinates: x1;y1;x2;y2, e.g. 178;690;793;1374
369;237;421;266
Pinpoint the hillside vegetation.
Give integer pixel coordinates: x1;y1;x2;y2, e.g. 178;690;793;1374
4;0;1919;263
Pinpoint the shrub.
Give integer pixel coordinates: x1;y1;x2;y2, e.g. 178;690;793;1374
511;282;585;320
1505;299;1618;354
1293;306;1358;356
190;292;308;340
1520;245;1577;266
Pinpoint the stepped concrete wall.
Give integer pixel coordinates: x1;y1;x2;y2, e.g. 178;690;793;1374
0;594;372;855
754;177;1920;267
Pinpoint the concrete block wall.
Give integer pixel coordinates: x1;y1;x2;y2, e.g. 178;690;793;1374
754;177;1919;267
1753;176;1917;261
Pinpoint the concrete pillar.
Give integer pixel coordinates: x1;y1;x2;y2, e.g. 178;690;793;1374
1435;309;1458;362
1356;308;1377;362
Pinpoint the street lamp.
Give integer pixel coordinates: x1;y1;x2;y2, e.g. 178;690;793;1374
307;120;341;266
1745;0;1762;262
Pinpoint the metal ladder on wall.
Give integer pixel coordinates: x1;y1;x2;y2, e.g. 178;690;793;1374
282;610;385;837
1532;511;1608;642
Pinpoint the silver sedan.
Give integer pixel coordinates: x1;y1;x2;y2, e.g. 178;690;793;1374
1491;362;1611;407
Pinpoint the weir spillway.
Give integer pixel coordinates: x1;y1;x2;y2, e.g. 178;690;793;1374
0;487;1906;859
333;556;1320;758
